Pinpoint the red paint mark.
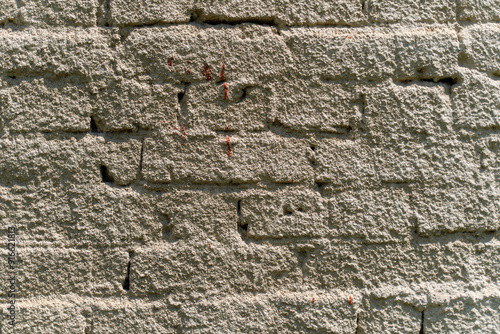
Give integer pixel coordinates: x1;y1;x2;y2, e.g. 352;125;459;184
202;63;213;81
312;298;315;303
223;82;228;100
220;63;225;81
167;57;174;66
226;136;231;157
349;296;353;305
187;60;192;64
186;69;191;74
226;125;230;131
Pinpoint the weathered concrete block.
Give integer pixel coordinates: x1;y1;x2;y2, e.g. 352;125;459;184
452;69;500;130
239;187;329;239
0;0;17;23
315;139;378;189
130;243;297;297
17;0;98;27
283;27;459;82
392;27;460;81
0;134;141;186
110;0;193;26
461;24;500;75
327;187;413;242
359;298;422;334
0;248;127;298
110;0;364;26
93;78;179;131
425;296;500;333
372;140;480;186
365;81;454;140
273;78;362;133
157;189;238;242
142;132;313;184
182;81;272;131
0;300;89;334
367;0;456;24
122;25;290;83
0;77;91;133
458;0;500;22
0;28;117;77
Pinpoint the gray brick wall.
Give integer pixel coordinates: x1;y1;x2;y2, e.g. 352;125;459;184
0;0;499;333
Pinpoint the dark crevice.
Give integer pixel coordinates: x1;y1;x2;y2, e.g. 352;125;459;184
122;251;133;291
296;249;309;267
361;0;367;15
355;314;360;334
419;310;425;334
137;140;144;180
100;165;114;183
90;117;100;133
162;214;174;240
394;77;460;95
283;205;293;216
103;0;111;27
238;86;252;103
237;200;248;236
491;71;500;80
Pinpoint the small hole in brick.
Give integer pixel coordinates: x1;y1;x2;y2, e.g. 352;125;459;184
240;223;248;232
8;75;16;79
100;165;114;183
122;253;132;291
178;91;185;104
297;207;304;212
90;117;99;133
310;146;315;151
283;206;293;216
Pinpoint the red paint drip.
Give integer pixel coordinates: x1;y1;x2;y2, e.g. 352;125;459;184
226;136;231;157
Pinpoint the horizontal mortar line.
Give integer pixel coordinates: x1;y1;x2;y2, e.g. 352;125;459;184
8;283;500;306
2;21;498;33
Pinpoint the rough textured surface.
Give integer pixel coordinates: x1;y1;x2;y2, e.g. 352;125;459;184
0;0;499;333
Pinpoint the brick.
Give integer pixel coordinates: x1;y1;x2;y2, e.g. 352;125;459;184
0;28;117;78
239;187;329;239
110;0;192;26
314;139;378;189
0;0;17;24
0;184;167;248
93;78;179;131
393;28;460;81
365;82;453;140
0;248;128;298
142;132;313;184
359;298;422;333
425;296;500;333
122;25;291;83
458;0;500;22
198;0;364;26
452;69;500;130
367;0;456;24
182;81;272;131
0;77;91;133
412;185;499;236
157;189;238;242
283;27;459;82
0;300;90;334
130;243;297;297
314;239;500;289
17;0;98;27
461;24;500;75
327;187;413;242
372;139;481;186
272;78;362;132
0;134;141;186
110;0;364;26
